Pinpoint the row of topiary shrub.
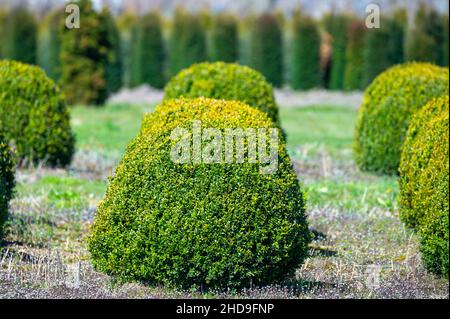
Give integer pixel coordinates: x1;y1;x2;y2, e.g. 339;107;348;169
88;62;311;289
354;63;449;277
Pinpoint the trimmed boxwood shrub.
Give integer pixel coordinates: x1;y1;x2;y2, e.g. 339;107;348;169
88;97;310;289
354;63;449;175
0;130;15;240
0;60;75;167
399;96;449;277
164;62;280;124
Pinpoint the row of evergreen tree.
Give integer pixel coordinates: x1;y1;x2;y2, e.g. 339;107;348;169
0;1;448;105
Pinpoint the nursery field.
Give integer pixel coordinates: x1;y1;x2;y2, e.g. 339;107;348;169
0;103;448;299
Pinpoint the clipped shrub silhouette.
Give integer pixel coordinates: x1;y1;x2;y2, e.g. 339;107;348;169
3;7;37;64
164;62;279;124
250;13;283;87
354;63;449;175
130;11;165;88
169;8;207;77
210;13;238;63
0;130;15;239
0;60;75;167
291;14;321;90
60;0;111;105
399;96;449;277
88;98;310;289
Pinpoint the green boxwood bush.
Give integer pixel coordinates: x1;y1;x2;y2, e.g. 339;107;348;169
0;130;15;240
164;62;279;124
88;98;310;289
399;96;449;277
354;62;449;175
0;60;75;167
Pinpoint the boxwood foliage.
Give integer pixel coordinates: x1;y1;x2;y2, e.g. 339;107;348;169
399;96;449;277
354;63;449;175
164;62;279;125
0;60;75;167
0;130;15;239
88;98;310;289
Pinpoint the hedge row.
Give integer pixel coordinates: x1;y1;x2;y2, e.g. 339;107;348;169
1;2;448;102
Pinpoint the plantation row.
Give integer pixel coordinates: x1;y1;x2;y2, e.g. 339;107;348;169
0;0;449;106
0;56;448;287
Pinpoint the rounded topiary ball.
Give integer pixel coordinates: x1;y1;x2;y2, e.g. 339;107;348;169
399;96;449;277
0;130;15;239
88;97;310;289
0;60;75;167
354;62;449;175
163;62;280;124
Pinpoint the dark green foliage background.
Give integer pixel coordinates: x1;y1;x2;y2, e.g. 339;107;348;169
290;14;321;90
3;7;37;64
130;12;165;88
169;9;207;77
250;13;283;88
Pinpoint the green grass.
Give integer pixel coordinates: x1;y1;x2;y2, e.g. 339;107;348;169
279;105;357;158
71;103;153;158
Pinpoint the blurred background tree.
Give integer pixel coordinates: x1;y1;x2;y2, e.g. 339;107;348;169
290;11;321;90
3;7;37;64
37;8;64;81
343;20;366;91
250;13;283;87
328;14;349;90
102;7;123;94
169;8;207;76
130;11;165;88
210;13;238;63
60;0;111;106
